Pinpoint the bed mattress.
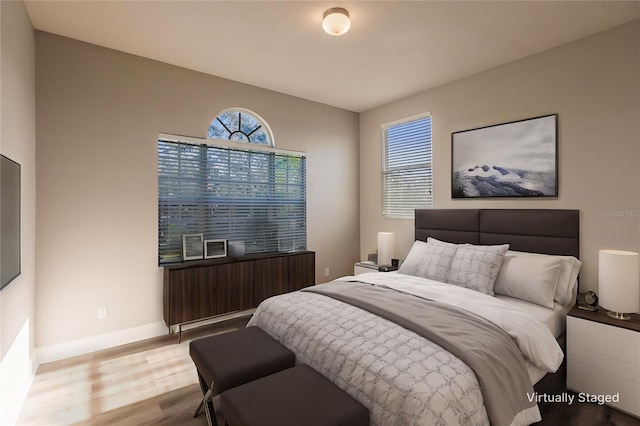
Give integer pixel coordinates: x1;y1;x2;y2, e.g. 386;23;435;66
494;295;572;384
494;295;572;339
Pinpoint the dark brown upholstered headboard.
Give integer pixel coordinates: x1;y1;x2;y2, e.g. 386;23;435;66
415;209;579;258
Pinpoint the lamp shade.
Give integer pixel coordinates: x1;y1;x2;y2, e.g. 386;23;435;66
322;8;351;36
377;232;395;266
599;249;640;319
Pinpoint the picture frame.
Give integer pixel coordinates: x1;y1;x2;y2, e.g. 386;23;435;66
204;239;227;259
278;236;296;253
182;233;204;261
451;114;558;198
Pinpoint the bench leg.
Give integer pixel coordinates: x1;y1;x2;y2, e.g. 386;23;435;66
204;398;217;426
194;373;218;426
193;388;211;418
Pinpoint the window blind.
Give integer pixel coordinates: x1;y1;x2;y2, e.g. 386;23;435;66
158;138;306;264
382;114;432;219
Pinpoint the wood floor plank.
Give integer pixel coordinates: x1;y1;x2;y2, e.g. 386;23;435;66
17;318;247;426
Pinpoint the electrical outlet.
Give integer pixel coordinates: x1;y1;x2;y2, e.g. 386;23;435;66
98;305;108;320
324;267;330;276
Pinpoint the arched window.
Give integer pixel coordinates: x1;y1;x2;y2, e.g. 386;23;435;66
208;108;274;146
158;109;306;264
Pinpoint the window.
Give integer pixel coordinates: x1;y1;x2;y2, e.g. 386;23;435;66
158;111;305;264
207;108;273;145
381;113;432;219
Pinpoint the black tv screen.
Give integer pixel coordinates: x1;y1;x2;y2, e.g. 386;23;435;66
1;154;20;290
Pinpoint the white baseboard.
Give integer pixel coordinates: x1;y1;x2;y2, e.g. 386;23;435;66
0;321;35;426
35;321;168;366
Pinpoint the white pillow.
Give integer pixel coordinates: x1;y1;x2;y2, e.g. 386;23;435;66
398;238;458;282
498;250;582;306
506;250;582;306
494;252;564;308
448;243;509;295
555;256;581;305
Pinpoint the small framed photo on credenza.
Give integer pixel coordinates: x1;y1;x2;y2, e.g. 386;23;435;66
205;239;227;259
182;233;204;261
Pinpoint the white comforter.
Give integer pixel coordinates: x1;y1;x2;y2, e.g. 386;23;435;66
248;272;563;425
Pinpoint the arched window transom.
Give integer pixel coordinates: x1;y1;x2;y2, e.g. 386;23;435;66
208;109;273;146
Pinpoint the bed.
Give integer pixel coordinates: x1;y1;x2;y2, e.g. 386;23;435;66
247;209;580;426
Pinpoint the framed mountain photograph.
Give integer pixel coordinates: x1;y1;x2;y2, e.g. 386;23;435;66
451;114;558;198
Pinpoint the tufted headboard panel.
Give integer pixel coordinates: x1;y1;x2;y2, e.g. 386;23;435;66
415;209;579;258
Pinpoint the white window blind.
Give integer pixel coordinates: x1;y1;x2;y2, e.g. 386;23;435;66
382;114;432;219
158;137;306;264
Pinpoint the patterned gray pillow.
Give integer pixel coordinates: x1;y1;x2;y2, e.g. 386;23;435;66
398;238;459;282
448;243;509;295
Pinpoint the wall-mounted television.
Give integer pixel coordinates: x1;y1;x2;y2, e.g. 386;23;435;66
1;154;21;290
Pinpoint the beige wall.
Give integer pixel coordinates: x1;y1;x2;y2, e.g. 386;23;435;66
0;0;37;423
35;32;360;348
360;20;640;294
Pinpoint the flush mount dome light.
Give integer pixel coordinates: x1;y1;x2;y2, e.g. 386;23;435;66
322;7;350;36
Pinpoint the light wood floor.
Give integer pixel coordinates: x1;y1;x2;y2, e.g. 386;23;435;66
17;317;249;426
17;316;640;426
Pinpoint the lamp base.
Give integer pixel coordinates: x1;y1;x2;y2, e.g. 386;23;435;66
606;311;631;321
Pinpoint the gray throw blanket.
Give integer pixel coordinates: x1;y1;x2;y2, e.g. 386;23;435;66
304;281;539;426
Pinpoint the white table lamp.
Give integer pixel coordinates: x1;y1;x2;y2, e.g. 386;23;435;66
599;249;640;320
377;232;395;266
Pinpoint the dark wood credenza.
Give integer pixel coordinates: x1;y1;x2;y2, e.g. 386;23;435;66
162;251;315;333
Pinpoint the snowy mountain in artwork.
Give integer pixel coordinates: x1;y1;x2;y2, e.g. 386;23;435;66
452;164;556;197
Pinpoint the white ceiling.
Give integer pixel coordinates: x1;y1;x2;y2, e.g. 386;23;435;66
24;1;640;112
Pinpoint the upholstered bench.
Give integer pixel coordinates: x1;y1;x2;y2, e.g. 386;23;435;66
189;326;295;426
221;365;370;426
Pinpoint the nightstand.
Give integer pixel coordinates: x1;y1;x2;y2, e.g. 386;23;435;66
566;307;640;418
354;261;398;275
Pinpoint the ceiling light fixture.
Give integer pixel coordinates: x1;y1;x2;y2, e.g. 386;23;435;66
322;7;351;36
